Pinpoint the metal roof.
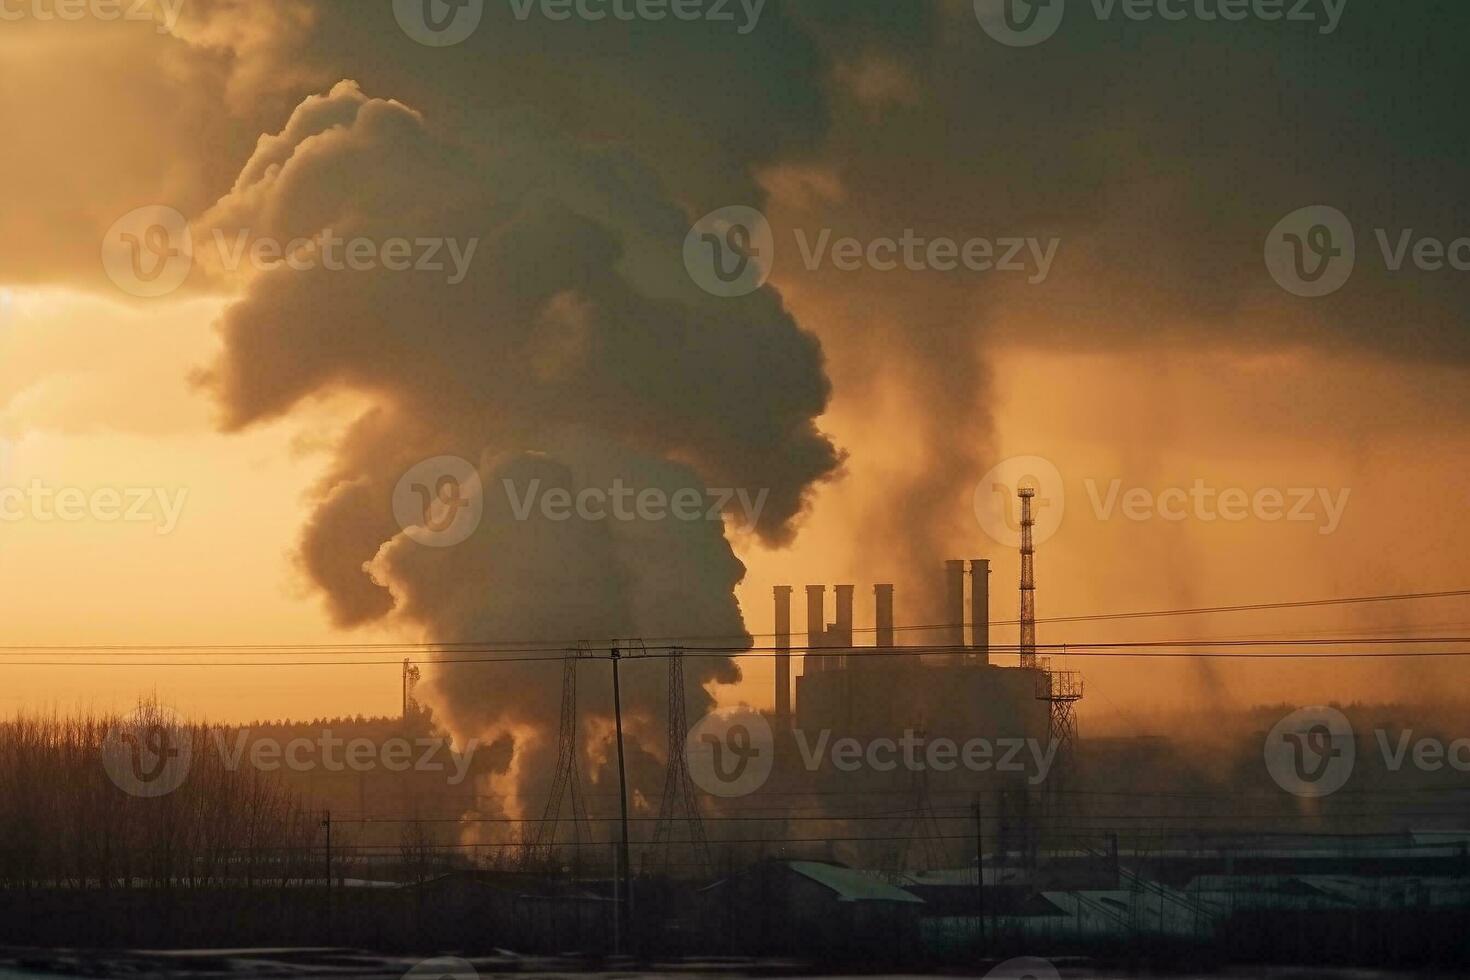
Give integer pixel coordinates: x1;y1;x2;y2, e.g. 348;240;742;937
786;862;925;904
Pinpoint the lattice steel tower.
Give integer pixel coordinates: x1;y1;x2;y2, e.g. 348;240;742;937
1018;487;1038;669
650;648;710;875
887;732;953;877
530;652;591;870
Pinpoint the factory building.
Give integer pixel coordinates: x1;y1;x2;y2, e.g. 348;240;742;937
773;559;1052;746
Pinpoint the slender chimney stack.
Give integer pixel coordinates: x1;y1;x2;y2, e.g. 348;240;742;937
969;559;990;666
834;585;855;650
774;586;792;721
805;585;826;673
874;584;895;648
1019;488;1038;668
945;559;966;663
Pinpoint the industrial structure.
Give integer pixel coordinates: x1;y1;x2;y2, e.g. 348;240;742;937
528;489;1084;875
773;487;1082;756
778;563;1051;746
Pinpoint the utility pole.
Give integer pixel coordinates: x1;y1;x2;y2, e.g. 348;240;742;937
321;810;332;940
610;646;633;953
973;797;985;946
610;840;621;955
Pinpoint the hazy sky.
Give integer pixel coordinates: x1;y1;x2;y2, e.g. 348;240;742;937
2;0;1467;728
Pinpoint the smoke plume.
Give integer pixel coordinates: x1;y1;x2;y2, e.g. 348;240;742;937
197;80;842;811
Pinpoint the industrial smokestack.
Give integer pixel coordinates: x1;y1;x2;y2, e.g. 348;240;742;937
945;559;965;663
774;585;792;721
805;585;826;674
834;585;855;650
1019;489;1037;669
969;559;990;666
874;584;895;648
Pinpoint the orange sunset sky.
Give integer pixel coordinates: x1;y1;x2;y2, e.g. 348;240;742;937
4;2;1469;729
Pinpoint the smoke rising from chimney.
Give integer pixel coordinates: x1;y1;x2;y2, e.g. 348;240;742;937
199;81;842;810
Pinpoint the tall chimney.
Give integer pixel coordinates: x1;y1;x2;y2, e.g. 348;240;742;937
805;585;826;674
969;560;990;666
774;585;792;721
874;584;895;648
834;585;855;650
945;559;966;663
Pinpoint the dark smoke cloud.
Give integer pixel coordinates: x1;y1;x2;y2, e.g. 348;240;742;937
195;80;835;804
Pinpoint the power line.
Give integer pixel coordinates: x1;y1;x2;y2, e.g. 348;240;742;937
8;633;1470;657
10;643;1470;666
4;587;1465;654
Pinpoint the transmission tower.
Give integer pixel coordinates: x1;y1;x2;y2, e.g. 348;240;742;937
1016;485;1084;837
1019;487;1037;669
530;651;592;872
650;647;710;876
887;733;952;877
1034;658;1083;847
1035;660;1082;762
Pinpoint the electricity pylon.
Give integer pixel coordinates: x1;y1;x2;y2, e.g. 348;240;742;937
649;647;710;876
530;651;591;873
